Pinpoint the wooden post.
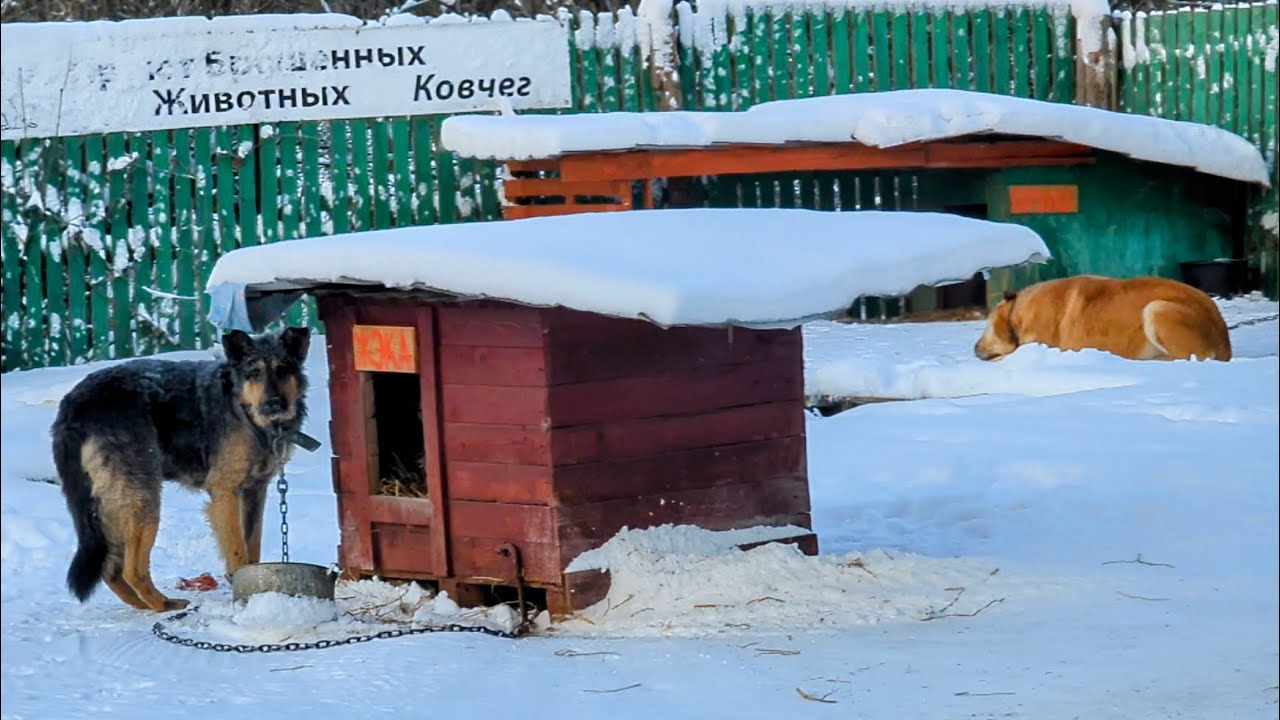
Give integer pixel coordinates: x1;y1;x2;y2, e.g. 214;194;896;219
638;0;704;208
648;42;683;111
641;0;684;111
1075;16;1118;110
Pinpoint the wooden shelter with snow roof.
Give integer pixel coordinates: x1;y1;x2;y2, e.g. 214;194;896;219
443;89;1272;311
207;207;1049;615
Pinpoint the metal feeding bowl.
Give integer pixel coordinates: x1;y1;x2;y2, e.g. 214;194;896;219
230;562;338;603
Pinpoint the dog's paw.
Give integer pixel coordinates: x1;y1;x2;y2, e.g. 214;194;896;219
163;598;191;611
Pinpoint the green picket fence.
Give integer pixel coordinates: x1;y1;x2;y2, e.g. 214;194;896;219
1116;1;1280;295
3;2;1274;372
1118;2;1277;155
1;119;498;370
569;5;1074;112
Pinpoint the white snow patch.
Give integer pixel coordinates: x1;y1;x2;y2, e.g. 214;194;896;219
805;295;1280;401
574;10;595;48
206;208;1049;328
1266;25;1278;72
1072;0;1111;56
595;12;615;49
560;527;1033;638
150;579;521;648
638;0;677;102
617;7;638;52
105;153;138;172
1119;12;1137;70
233;591;339;631
810;340;1142;400
441;89;1271;185
676;0;695;49
1261;211;1278;233
566;523;812;572
1135;11;1151;62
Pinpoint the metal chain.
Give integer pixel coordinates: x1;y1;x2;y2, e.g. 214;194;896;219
272;433;289;564
1227;313;1280;330
276;467;289;564
168;433;524;653
152;607;520;653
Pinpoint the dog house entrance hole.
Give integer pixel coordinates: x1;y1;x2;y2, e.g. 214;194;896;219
366;372;427;498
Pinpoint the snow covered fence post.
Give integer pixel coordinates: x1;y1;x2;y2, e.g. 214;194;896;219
1074;0;1119;109
1075;0;1116;109
639;0;684;111
640;0;700;207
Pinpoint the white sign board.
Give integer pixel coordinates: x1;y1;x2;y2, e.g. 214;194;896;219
1;14;572;141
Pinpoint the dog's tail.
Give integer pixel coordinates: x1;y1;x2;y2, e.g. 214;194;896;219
52;421;108;602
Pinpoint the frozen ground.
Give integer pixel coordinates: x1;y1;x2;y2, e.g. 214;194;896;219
2;296;1277;720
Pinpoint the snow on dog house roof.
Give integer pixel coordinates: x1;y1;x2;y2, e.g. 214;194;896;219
205;207;1049;332
440;89;1271;186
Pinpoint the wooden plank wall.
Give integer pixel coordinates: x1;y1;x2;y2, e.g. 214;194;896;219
435;303;560;585
429;304;812;585
540;310;810;569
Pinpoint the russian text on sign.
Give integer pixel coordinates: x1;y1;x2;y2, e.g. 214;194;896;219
1;17;571;140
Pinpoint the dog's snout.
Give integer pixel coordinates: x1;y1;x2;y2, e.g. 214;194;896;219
262;396;288;414
973;343;999;361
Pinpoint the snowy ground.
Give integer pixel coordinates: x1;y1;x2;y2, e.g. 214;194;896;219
2;296;1277;720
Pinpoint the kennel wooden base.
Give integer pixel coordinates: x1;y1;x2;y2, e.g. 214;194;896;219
317;292;817;615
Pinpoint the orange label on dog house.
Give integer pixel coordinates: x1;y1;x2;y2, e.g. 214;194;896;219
1008;185;1079;215
353;325;417;373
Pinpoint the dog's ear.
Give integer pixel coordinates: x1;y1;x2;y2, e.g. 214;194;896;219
222;330;254;364
281;326;311;362
1002;290;1018;302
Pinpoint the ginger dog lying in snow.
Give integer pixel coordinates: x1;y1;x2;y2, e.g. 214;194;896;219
974;275;1232;362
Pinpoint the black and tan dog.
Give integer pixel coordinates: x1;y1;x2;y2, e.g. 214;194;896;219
51;327;310;612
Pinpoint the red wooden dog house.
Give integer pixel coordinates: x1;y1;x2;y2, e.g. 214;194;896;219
317;292;814;615
207;198;1049;620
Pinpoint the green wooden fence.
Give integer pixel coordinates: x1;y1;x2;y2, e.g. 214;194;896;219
0;2;1272;371
1115;2;1279;298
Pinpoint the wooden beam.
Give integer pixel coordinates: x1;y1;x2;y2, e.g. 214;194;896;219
550;140;1095;182
922;140;1096;166
506;159;561;175
502;178;630;199
557;143;930;181
502;203;631;220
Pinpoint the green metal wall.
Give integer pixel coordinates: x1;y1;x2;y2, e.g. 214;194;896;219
983;157;1239;302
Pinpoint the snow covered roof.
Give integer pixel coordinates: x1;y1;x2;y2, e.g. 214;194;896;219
205;208;1050;331
441;89;1271;186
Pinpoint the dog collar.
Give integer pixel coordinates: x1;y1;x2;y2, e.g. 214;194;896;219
291;431;321;452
